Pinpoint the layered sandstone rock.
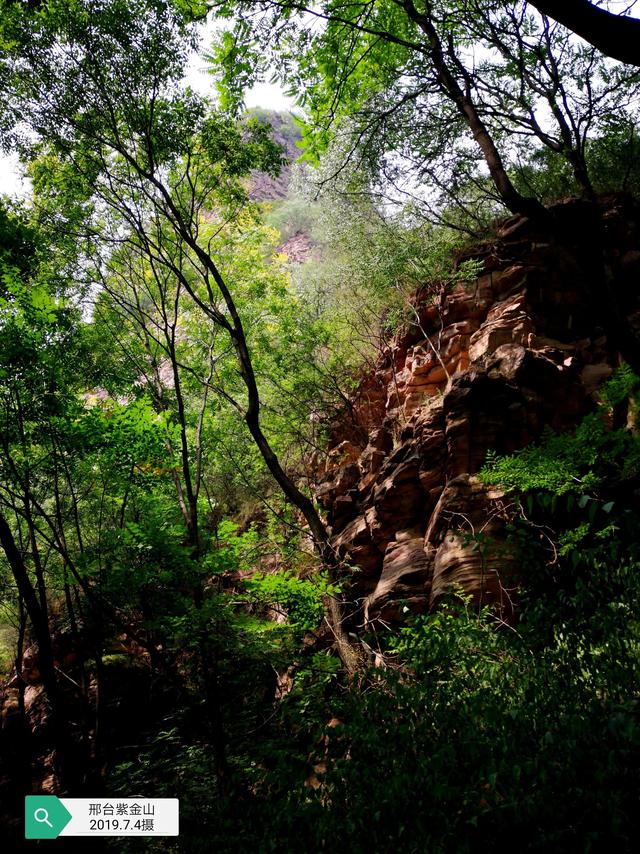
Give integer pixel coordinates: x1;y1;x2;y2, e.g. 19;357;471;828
314;196;640;624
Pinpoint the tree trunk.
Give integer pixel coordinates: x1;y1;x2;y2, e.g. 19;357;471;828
401;0;548;220
529;0;640;67
0;513;69;790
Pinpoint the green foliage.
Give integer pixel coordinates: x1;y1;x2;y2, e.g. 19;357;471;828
0;623;15;674
244;570;335;633
0;200;36;274
268;172;483;399
202;520;260;575
211;0;640;224
109;720;222;853
514;120;640;204
95;546;640;853
265;195;320;243
480;367;640;495
512;145;579;204
3;2;640;851
480;367;640;596
481;414;630;494
207;368;640;851
598;362;639;408
231;579;640;852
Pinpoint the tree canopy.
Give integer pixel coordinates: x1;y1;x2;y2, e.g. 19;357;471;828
210;0;640;223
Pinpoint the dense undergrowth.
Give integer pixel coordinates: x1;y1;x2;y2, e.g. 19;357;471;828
93;369;640;853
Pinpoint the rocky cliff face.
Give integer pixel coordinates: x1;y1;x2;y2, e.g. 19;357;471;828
313;196;640;625
248;110;301;202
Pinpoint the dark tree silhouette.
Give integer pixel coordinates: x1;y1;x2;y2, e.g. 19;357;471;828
528;0;640;67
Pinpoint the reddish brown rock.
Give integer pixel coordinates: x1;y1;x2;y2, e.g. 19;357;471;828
424;475;517;613
333;515;383;576
364;535;432;621
490;264;528;296
468;292;533;362
314;197;640;623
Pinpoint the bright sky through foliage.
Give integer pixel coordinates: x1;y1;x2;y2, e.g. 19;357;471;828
2;1;638;198
0;14;294;198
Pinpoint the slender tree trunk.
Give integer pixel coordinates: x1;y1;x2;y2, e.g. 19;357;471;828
567;150;596;202
93;643;107;778
16;598;26;719
169;341;200;555
113;137;363;675
401;0;547;220
0;513;69;790
24;501;48;615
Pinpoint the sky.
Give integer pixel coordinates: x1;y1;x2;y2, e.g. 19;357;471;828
0;153;25;198
2;1;639;199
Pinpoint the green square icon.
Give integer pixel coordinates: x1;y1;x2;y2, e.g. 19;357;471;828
25;796;72;839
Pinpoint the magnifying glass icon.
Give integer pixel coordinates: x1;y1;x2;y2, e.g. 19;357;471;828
34;808;53;829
